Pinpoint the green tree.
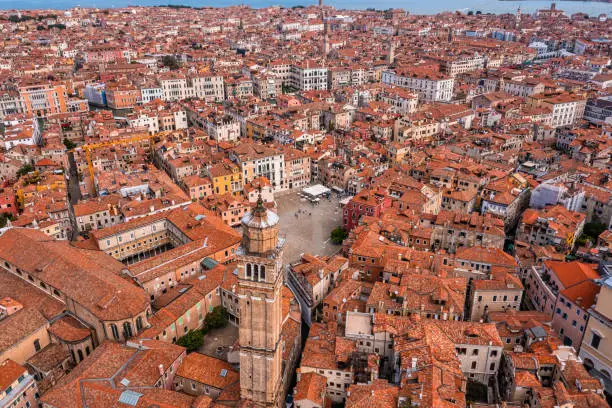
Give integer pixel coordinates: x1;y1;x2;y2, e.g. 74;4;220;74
330;227;348;245
16;164;34;177
8;15;32;23
162;55;180;70
176;329;204;352
0;213;14;228
580;221;607;244
281;84;297;94
63;138;76;150
205;306;228;329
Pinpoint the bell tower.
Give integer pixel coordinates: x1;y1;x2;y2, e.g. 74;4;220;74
237;196;285;407
387;36;396;65
323;12;330;57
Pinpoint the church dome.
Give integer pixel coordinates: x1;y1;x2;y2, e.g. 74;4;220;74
240;194;280;255
241;194;279;229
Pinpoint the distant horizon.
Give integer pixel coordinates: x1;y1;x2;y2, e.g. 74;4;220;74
0;0;610;15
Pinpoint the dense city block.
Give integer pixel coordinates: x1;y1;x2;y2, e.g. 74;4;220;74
0;3;611;408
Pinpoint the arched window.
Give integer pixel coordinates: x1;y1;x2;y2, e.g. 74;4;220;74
77;349;84;362
253;264;259;281
85;346;90;356
259;265;266;281
110;324;120;341
123;322;133;339
136;317;143;332
246;263;252;278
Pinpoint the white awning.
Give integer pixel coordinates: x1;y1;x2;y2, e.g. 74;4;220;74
302;184;331;197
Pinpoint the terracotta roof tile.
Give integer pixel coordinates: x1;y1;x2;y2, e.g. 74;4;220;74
294;372;326;405
0;359;27;391
176;353;239;390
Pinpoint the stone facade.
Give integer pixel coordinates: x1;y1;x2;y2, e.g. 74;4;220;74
237;199;285;407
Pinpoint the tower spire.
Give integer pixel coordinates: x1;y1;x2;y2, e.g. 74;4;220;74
254;187;265;215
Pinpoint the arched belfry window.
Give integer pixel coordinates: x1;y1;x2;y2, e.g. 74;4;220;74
123;322;133;339
110;324;119;340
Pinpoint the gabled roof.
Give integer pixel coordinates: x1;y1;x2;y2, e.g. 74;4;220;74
545;260;599;289
294;372;326;405
0;228;149;322
176;353;239;390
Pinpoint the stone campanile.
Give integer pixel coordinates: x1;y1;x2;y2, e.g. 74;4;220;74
237;196;284;407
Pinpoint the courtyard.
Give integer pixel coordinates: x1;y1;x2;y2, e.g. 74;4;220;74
198;324;239;362
276;190;344;264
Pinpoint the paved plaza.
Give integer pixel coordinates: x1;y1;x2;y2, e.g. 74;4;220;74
198;324;239;361
276;191;344;264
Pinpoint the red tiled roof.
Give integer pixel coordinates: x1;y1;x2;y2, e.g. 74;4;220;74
176;353;238;390
0;359;26;391
294;372;326;405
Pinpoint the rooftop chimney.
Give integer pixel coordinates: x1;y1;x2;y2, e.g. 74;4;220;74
0;297;23;319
